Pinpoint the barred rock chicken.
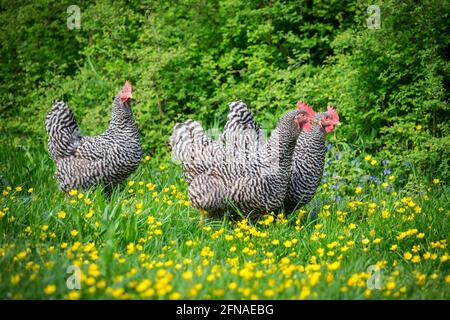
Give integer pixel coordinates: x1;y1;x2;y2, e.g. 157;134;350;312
221;101;340;213
170;105;315;216
45;81;142;192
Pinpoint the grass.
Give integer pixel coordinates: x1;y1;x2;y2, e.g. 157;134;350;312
0;135;449;300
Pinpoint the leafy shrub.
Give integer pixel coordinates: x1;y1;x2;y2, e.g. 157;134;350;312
0;0;448;181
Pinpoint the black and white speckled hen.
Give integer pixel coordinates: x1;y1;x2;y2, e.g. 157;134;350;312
45;81;142;192
284;105;340;212
222;101;340;213
169;105;315;216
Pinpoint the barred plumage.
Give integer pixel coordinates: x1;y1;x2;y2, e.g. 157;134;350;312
170;108;314;216
222;101;339;213
221;101;265;155
283;119;326;212
169;120;226;184
45;81;142;192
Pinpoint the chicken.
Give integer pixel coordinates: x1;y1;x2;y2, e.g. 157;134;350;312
45;81;142;192
221;101;340;213
285;105;340;212
169;104;315;216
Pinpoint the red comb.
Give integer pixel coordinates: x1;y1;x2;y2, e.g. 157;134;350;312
327;105;339;123
120;80;132;102
296;101;315;117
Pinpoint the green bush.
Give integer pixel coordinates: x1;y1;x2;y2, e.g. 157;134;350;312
0;0;448;181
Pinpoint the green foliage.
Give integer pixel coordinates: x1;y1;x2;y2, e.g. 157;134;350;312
0;0;448;181
298;0;450;181
0;136;449;299
0;0;85;122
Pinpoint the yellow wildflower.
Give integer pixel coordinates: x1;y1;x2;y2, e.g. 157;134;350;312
182;271;193;281
44;284;57;295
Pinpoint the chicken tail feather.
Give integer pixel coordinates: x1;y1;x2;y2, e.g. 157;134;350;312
169;120;224;182
45;101;81;161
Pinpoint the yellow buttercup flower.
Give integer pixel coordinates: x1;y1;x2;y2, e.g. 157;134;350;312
182;271;193;281
67;291;80;300
283;240;293;248
85;209;94;219
327;261;341;271
57;211;66;219
44;284;57;295
11;274;21;284
127;243;135;255
386;282;396;290
228;282;237;290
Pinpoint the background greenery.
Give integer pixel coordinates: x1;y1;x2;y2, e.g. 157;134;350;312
1;0;449;182
0;0;449;300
